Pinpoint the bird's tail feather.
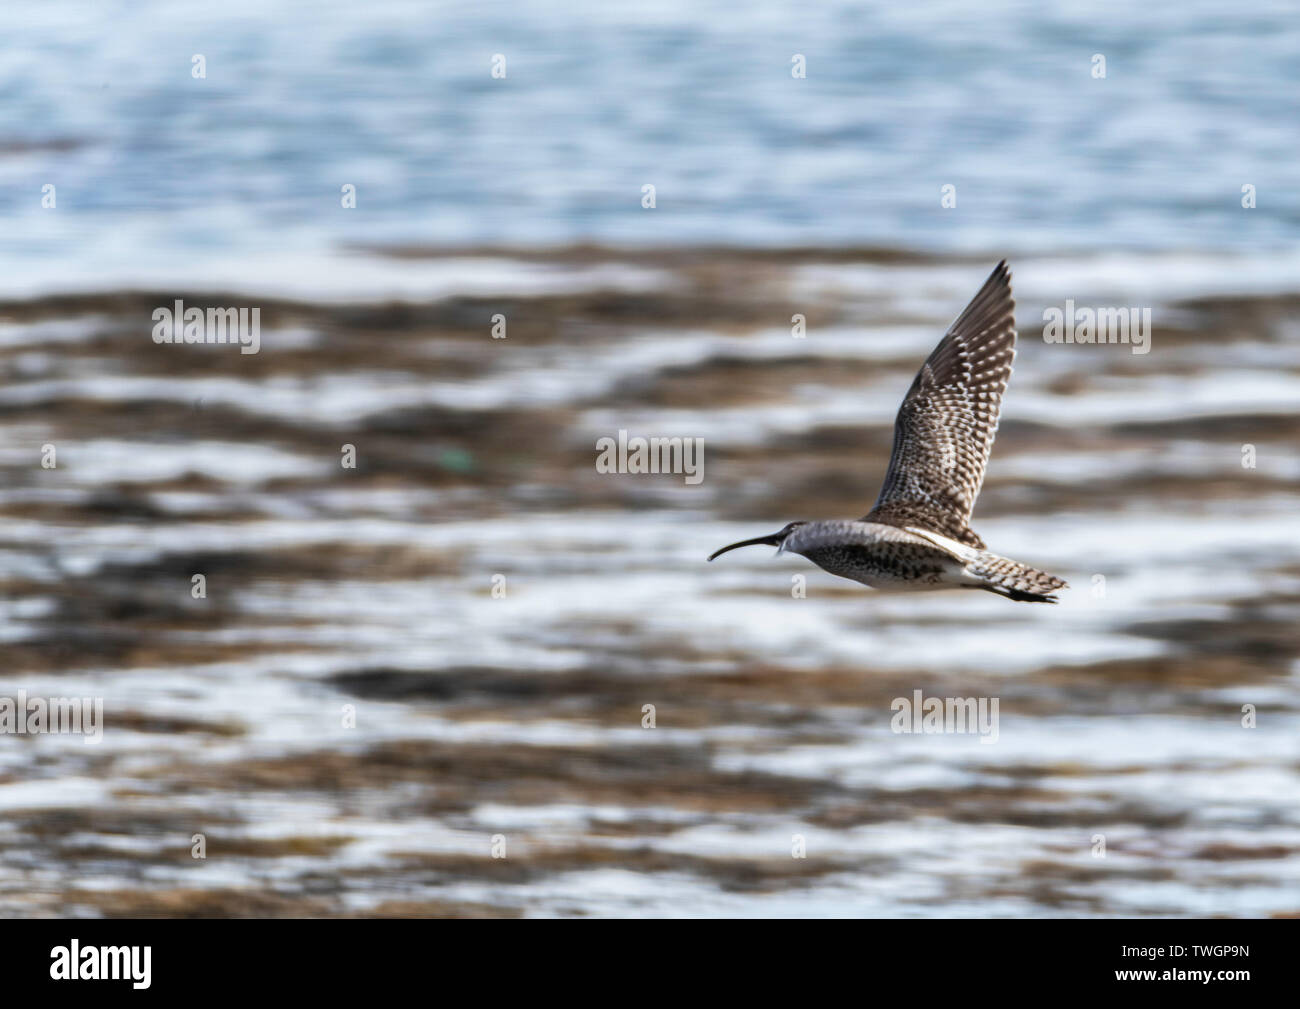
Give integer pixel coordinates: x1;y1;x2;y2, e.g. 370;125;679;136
968;551;1067;603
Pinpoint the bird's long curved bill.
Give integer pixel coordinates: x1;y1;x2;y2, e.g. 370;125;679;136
707;532;784;562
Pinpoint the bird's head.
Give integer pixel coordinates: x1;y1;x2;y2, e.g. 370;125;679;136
708;521;808;561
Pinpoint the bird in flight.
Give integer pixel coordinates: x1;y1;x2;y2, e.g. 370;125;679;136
709;261;1067;603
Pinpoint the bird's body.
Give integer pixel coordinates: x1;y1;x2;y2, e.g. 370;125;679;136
782;521;964;591
781;520;1065;602
709;261;1068;603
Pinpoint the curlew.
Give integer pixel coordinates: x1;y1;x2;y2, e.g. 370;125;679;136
709;261;1067;603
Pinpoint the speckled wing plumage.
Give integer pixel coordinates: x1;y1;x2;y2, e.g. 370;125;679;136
864;261;1016;549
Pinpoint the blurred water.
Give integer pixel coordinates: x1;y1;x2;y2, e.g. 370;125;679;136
0;3;1297;918
0;249;1296;916
3;0;1299;296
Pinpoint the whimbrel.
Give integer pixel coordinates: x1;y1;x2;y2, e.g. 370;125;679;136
709;261;1067;603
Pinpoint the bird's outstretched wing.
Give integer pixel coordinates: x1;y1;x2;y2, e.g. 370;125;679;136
863;260;1016;549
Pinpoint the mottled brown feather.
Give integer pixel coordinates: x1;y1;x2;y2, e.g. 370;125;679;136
863;260;1016;548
